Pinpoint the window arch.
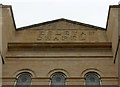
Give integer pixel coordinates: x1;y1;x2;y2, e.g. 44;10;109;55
51;72;66;87
85;72;101;87
15;72;32;87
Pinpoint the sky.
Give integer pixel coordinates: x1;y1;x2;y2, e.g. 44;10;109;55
0;0;120;28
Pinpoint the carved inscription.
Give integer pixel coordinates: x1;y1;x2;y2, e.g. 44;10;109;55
37;30;95;42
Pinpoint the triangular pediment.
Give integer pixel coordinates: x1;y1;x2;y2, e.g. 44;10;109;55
17;18;104;30
12;18;107;43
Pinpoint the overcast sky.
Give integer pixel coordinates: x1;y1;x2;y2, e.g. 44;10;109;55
0;0;119;28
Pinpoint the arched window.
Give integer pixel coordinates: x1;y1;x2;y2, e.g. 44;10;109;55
51;72;66;87
85;72;101;87
15;72;32;87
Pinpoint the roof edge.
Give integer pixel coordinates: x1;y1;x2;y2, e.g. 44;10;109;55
106;5;120;30
109;5;120;8
17;18;105;31
1;4;17;30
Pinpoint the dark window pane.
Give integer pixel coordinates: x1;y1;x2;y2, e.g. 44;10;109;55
51;73;65;87
85;73;101;87
15;73;31;87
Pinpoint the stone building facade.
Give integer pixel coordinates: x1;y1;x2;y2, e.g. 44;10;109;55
0;4;120;86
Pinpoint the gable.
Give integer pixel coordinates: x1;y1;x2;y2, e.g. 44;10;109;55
18;18;104;30
11;18;107;43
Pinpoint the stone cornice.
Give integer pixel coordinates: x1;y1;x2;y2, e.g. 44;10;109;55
8;42;112;50
6;55;113;59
